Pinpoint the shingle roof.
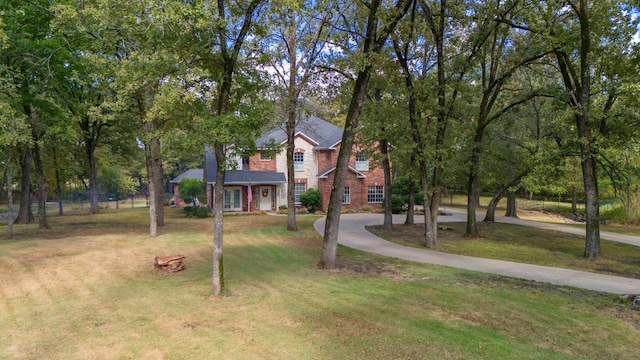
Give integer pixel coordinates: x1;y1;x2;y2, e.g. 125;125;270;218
169;168;204;183
317;166;366;179
204;147;286;185
255;115;343;149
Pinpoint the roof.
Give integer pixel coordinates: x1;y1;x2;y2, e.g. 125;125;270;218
317;166;366;179
170;168;204;183
204;147;286;185
255;115;343;149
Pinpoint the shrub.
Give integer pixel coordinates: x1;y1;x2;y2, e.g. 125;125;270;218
299;188;322;213
178;178;205;206
298;208;309;215
278;205;287;211
183;206;212;218
360;205;372;212
385;194;406;214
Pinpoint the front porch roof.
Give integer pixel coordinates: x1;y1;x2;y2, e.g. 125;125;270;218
206;170;286;186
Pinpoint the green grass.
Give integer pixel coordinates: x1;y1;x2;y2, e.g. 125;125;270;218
1;208;639;359
368;221;640;279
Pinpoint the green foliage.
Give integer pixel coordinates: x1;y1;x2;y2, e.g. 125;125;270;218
391;176;423;206
183;206;212;218
178;178;205;205
389;195;407;214
299;188;321;213
98;163;138;199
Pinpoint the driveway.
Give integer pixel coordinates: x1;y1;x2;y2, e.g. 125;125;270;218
313;210;640;294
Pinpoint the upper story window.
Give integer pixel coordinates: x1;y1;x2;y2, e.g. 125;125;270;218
260;152;271;161
226;154;243;170
294;151;304;171
355;153;369;171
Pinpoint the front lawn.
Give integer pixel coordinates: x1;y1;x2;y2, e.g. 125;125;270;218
1;208;639;359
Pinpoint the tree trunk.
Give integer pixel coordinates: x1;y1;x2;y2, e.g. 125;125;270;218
52;148;64;216
484;191;504;223
421;162;436;248
571;187;578;214
86;140;100;215
505;190;518;218
145;129;163;237
487;168;528;221
6;154;13;239
212;142;226;296
381;136;393;230
32;141;49;229
16;146;34;224
464;129;483;237
404;175;415;225
286;121;297;231
580;135;600;259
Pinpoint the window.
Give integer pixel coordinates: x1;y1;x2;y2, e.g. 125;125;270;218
226;155;243;170
367;185;384;203
294;151;304;171
355;153;369;171
342;187;351;204
294;183;306;203
260;152;271;161
224;188;242;210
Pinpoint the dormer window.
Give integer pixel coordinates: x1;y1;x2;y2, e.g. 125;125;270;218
294;151;304;171
355;153;369;171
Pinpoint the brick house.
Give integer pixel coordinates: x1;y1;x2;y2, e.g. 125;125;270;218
205;116;387;212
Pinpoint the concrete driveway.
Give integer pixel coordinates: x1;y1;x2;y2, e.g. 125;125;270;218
313;210;640;294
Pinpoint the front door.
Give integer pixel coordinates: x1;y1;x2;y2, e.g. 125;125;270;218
259;187;271;211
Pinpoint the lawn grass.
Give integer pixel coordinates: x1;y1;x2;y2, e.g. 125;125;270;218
368;221;640;279
1;208;639;359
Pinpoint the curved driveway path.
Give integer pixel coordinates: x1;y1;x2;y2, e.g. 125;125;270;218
313;210;640;294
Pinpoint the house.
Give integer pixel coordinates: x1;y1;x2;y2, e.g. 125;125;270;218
169;168;204;207
204;116;386;212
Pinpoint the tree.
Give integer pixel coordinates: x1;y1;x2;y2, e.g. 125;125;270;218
318;0;412;269
178;178;205;206
0;102;30;239
265;0;335;231
1;0;65;227
546;0;636;258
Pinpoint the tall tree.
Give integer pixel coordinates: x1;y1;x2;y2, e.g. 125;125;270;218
318;0;412;269
463;2;550;237
1;0;63;226
266;0;335;231
547;0;636;258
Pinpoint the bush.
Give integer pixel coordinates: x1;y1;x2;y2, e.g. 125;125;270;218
183;206;212;218
360;205;372;212
278;205;288;211
299;188;322;213
384;194;406;214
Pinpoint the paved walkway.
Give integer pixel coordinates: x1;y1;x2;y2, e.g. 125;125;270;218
313;210;640;294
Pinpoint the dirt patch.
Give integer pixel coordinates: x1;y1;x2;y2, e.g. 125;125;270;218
327;257;429;282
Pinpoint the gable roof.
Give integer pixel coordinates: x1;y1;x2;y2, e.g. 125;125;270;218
317;166;366;179
170;168;204;184
255;116;343;149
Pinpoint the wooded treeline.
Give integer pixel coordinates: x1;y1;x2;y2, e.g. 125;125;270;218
1;0;639;294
